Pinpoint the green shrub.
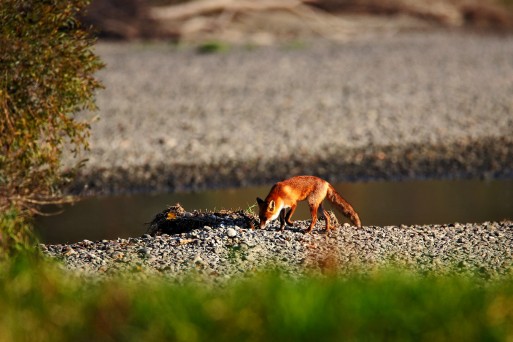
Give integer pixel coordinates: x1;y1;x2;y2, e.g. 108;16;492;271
0;0;103;254
0;208;38;256
1;257;513;341
196;41;230;54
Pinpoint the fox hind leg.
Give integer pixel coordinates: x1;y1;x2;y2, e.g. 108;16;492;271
318;203;332;231
305;204;319;233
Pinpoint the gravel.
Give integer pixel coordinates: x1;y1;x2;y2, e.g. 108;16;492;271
66;31;513;194
42;219;513;281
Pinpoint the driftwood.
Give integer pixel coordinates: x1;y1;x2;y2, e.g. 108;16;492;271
306;0;512;27
149;0;513;32
147;203;257;236
84;0;513;40
149;0;306;21
148;0;346;42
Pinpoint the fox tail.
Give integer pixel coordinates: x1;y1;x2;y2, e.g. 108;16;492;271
326;184;362;227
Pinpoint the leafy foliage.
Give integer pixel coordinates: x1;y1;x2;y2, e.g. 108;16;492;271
2;257;513;341
0;0;103;253
0;208;38;255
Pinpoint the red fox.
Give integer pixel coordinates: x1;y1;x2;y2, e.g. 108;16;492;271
256;176;362;233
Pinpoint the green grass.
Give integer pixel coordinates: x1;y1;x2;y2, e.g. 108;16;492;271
2;255;513;341
196;41;230;54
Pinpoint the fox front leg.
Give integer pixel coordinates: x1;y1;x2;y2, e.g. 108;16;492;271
284;204;297;226
279;208;287;231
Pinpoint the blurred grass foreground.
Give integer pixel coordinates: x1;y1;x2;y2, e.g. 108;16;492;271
1;256;513;341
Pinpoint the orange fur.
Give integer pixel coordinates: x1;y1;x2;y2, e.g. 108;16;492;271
257;176;362;233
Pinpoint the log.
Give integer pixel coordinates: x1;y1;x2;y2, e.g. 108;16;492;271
149;0;304;21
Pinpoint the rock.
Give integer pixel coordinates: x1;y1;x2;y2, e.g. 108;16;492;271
193;254;204;266
226;228;237;238
112;251;124;260
62;246;75;256
138;248;151;257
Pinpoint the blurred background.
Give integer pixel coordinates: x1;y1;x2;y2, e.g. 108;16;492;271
81;0;513;42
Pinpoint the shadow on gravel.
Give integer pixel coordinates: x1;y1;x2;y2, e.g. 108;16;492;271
147;203;338;236
70;136;513;195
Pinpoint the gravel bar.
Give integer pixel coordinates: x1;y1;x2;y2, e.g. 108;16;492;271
42;219;513;281
67;31;513;194
50;32;513;278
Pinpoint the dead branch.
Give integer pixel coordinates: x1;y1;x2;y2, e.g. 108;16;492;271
149;0;305;21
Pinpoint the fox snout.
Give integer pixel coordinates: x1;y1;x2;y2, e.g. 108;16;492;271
256;197;273;229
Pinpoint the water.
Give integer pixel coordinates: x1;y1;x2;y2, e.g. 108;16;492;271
35;179;513;244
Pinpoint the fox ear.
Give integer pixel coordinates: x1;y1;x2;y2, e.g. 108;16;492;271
256;197;264;205
269;200;275;211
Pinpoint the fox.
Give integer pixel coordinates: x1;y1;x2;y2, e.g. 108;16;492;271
256;175;362;233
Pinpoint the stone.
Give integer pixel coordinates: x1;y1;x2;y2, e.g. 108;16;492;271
226;228;237;238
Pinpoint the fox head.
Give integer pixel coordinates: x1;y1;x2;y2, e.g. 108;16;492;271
256;197;279;229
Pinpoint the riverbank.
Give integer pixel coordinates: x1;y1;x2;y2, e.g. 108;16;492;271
46;31;513;278
42;207;513;281
67;31;513;195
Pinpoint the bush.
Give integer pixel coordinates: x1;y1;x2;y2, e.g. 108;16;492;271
0;0;103;254
1;257;513;341
0;208;38;255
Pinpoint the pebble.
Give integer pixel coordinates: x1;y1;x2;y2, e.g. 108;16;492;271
226;228;237;238
111;251;124;260
138;248;150;257
193;254;204;265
